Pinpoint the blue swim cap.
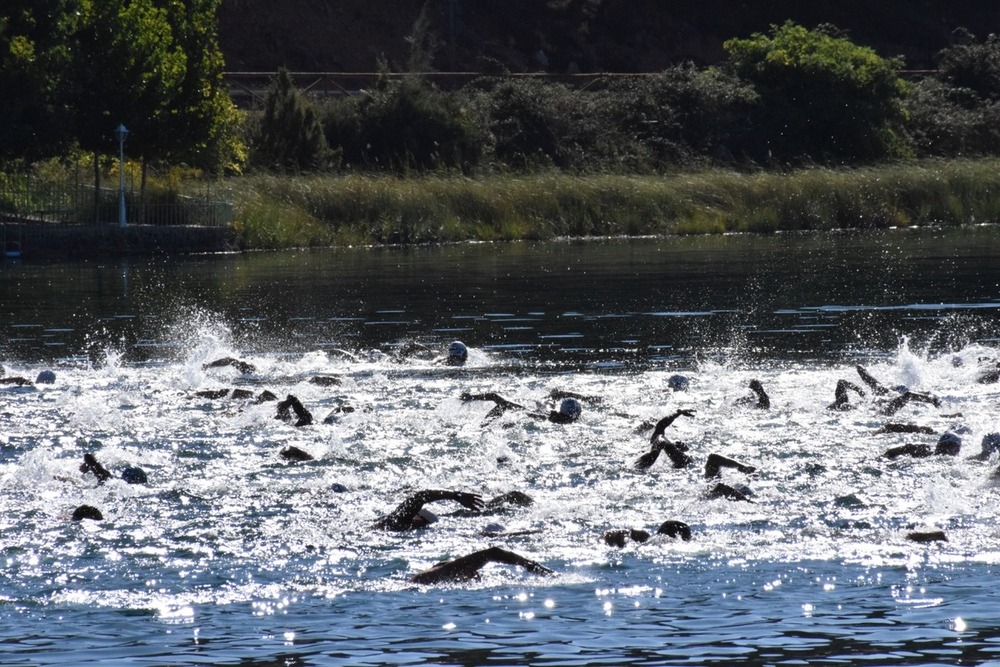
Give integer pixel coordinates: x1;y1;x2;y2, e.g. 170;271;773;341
667;374;690;391
558;398;582;419
935;432;962;456
448;341;468;359
35;370;56;384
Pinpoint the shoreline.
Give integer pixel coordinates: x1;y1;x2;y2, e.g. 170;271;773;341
1;222;239;261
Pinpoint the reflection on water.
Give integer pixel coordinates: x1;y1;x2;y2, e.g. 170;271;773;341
2;228;1000;666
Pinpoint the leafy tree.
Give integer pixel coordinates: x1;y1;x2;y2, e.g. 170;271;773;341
0;1;82;164
157;0;244;174
905;31;1000;157
252;67;330;171
67;0;186;160
936;30;1000;103
723;21;909;164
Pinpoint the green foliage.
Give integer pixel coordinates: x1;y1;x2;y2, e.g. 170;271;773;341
320;78;485;173
603;65;757;168
937;31;1000;102
905;33;1000;158
252;68;331;171
0;1;82;164
723;21;909;164
67;0;187;158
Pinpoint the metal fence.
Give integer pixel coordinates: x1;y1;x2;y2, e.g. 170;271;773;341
0;175;233;227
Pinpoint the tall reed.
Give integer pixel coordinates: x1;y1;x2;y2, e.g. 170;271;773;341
217;159;1000;248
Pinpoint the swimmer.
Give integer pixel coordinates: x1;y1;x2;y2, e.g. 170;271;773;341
441;341;468;366
322;402;357;424
906;530;947;543
460;392;524;420
704;453;757;478
735;379;770;409
276;394;313;426
373;489;485;531
602;520;692;547
202;357;257;375
969;432;1000;461
309;375;342;387
975;358;1000;384
193;388;276;402
35;370;56;384
883;434;962;459
71;505;103;521
855;365;940;416
80;453;148;485
0;375;32;386
409;546;554;585
875;423;935;435
280;446;314;462
460;392;583;424
707;482;753;502
828;379;865;411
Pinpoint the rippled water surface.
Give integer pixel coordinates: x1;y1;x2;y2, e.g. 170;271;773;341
2;230;1000;666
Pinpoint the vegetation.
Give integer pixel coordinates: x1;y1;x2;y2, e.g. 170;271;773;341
0;0;239;174
218;159;1000;248
6;11;1000;249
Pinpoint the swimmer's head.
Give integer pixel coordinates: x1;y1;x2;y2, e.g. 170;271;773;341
558;398;582;421
935;432;962;456
412;507;439;528
71;505;103;521
446;341;468;365
35;370;56;384
121;466;148;484
667;374;690;391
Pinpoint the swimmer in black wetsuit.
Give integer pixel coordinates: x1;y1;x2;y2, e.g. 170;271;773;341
460;392;584;424
373;489;485;531
409;546;554;585
71;505;103;521
855;365;940;416
603;520;692;547
735;379;770;409
634;409;696;469
280;446;314;462
202;357;257;375
276;394;313;426
828;379;865;411
80;453;148;485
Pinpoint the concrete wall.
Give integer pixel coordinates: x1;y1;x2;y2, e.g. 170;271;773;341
2;223;240;260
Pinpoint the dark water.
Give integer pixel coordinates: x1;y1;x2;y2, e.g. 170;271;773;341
3;227;1000;366
2;228;1000;667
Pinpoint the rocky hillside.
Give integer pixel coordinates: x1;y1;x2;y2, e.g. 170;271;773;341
217;0;1000;73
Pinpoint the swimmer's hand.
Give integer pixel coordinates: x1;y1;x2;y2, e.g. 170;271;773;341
676;409;695;418
453;492;485;511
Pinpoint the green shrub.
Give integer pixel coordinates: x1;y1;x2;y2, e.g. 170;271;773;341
723;22;909;164
251;68;332;172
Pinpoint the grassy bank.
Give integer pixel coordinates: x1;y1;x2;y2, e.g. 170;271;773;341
219;159;1000;249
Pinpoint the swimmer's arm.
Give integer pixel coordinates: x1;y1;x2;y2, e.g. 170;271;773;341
411;547;553;585
461;392;524;411
376;490;485;530
649;409;696;443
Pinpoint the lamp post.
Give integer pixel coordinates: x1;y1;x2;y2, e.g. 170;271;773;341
114;123;128;228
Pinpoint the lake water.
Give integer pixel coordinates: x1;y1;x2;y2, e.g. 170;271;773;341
2;228;1000;666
